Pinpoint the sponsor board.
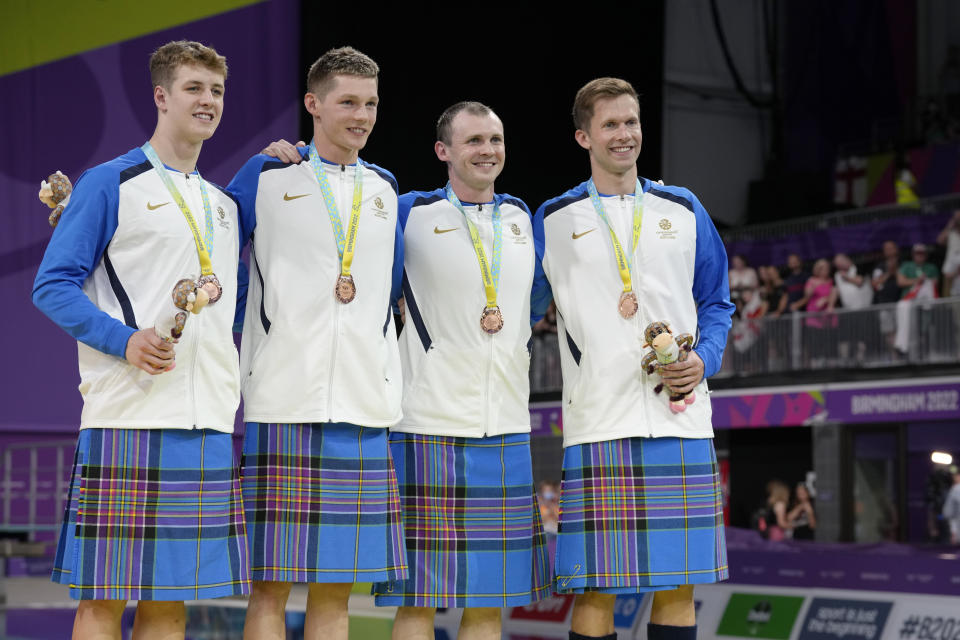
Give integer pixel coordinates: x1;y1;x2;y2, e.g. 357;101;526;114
717;593;806;639
798;597;893;640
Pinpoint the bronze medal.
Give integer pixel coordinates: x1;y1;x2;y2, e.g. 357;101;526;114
335;274;356;304
618;291;638;319
480;306;504;334
197;273;222;304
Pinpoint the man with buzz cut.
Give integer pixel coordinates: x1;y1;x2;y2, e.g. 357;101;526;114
369;101;553;639
33;40;250;639
227;46;407;640
535;78;733;640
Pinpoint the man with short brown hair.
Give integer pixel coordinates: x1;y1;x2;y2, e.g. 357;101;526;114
228;46;407;640
535;77;733;640
34;39;250;639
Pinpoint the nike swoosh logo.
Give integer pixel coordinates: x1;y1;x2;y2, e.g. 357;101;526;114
283;192;309;201
146;201;170;211
434;226;458;234
572;228;596;239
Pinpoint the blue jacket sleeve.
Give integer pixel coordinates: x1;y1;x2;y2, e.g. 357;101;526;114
31;166;135;358
690;194;734;378
529;200;553;325
227;155;264;329
392;192;416;307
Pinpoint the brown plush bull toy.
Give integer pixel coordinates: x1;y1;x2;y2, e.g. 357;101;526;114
641;321;696;413
154;278;211;343
38;171;73;227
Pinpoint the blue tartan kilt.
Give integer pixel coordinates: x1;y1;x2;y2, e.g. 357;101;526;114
52;428;250;601
554;436;728;594
240;422;408;584
372;432;552;608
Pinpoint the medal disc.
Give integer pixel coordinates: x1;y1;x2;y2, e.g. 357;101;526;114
618;291;638;319
335;274;356;304
480;306;504;334
197;274;222;304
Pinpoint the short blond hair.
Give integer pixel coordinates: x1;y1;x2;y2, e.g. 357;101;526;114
149;40;227;90
306;46;379;98
572;77;640;130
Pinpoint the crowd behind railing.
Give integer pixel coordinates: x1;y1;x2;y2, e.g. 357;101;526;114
530;210;960;390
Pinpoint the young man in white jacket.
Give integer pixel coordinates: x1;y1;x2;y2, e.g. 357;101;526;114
370;101;553;639
535;78;734;640
33;40;250;639
227;47;407;640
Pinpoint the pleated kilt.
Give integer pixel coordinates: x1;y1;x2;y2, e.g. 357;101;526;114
554;436;728;594
51;428;250;601
241;422;408;583
372;432;552;608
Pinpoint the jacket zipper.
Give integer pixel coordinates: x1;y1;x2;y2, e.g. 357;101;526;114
184;172;201;428
326;164;347;420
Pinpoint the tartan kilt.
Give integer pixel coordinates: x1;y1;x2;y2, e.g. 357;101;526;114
554;436;728;594
372;432;552;608
52;428;250;601
241;422;408;583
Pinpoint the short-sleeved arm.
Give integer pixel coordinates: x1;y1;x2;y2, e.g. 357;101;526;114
32;167;135;358
690;194;735;378
529;200;553;325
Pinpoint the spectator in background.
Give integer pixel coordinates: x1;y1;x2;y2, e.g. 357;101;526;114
832;253;873;362
799;259;836;366
942;467;960;545
894;244;940;353
787;483;816;541
761;480;792;541
759;265;787;317
729;254;759;302
872;240;902;304
937;209;960;297
784;253;809;312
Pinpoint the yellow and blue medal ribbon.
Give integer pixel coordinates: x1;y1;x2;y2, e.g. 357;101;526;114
586;178;644;295
445;183;502;313
308;142;364;280
141;142;216;276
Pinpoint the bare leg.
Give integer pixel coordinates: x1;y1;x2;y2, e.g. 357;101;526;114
571;592;616;637
459;607;501;640
132;601;186;640
304;582;353;640
650;585;696;626
72;600;127;640
243;581;292;640
391;606;436;640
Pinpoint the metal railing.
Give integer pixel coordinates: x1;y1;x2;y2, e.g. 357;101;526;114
0;440;75;539
528;298;960;392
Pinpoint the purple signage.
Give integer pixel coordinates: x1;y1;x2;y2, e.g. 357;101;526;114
710;380;960;428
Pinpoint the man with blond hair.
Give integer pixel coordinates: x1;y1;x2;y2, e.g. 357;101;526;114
34;40;250;638
228;46;407;640
535;77;733;640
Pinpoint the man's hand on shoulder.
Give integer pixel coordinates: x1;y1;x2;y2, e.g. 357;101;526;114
659;350;704;394
261;139;306;164
125;328;176;375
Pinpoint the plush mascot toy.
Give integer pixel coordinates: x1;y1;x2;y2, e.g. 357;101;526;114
641;321;696;413
38;170;209;343
38;171;73;227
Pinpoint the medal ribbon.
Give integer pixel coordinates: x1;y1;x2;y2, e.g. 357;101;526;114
586;178;644;293
445;184;502;308
308;142;364;277
141;142;215;275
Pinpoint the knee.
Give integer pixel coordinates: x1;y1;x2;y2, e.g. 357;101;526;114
574;591;617;612
137;600;185;624
251;581;293;609
77;599;126;623
460;607;501;624
651;586;696;626
307;581;353;607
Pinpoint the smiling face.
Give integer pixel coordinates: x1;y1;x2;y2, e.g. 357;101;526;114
575;94;642;180
435;110;504;201
305;74;378;164
155;63;225;143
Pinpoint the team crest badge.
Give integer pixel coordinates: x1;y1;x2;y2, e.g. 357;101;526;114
659;218;671;230
657;217;677;240
374;197;384;209
511;223;521;235
216;205;231;229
